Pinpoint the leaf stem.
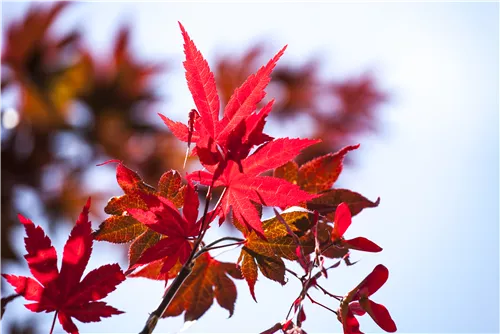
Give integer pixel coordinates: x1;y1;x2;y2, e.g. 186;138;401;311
199;236;245;253
196;240;245;256
316;283;342;301
49;311;58;334
306;293;338;315
285;268;300;280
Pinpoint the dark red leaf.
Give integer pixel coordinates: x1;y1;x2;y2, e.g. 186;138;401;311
353;264;389;300
359;299;397;333
344;237;382;253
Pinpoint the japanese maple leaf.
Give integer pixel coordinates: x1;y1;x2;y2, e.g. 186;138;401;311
189;137;320;237
331;202;382;253
2;199;125;334
94;162;186;276
338;264;397;334
273;145;380;221
238;211;312;300
162;252;242;321
237;208;350;300
160;22;286;166
126;180;201;274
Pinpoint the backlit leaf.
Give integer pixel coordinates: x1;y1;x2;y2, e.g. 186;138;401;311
298;144;360;193
1;199;125;334
162;252;242;321
307;189;380;218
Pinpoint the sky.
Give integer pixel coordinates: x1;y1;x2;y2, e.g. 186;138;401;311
1;1;499;334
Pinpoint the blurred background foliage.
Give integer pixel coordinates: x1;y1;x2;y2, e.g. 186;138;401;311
1;0;386;294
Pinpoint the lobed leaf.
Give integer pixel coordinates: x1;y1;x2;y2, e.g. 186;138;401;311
179;22;220;137
97;164;187;273
2;200;125;334
157;170;186;208
162;252;242;321
298;144;360;193
94;215;146;244
128;259;182;281
128;229;162;269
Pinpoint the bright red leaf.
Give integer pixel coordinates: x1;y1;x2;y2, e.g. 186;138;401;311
160;23;287;166
127;181;201;274
339;265;396;333
95;162;187;275
189;138;320;237
330;202;382;253
331;202;352;239
2;199;125;334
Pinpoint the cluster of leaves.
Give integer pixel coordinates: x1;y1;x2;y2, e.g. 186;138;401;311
1;12;395;334
1;2;386;275
215;43;387;164
0;2;172;269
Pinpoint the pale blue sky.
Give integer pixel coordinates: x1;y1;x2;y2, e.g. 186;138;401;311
1;2;498;333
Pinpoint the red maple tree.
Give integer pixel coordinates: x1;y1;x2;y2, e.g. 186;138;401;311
2;20;395;334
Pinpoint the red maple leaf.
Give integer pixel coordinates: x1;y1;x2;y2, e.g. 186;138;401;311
331;202;382;253
338;264;397;334
2;199;125;334
126;181;201;274
189;137;320;237
159;22;286;166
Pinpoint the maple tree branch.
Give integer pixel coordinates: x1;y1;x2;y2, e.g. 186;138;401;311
139;264;193;334
259;322;283;334
139;185;228;334
49;311;58;334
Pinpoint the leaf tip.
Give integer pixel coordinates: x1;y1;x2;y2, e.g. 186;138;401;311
17;214;31;226
85;196;92;210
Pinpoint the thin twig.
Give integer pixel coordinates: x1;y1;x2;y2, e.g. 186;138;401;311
306;293;338;315
49;311;58;334
259;322;282;334
197;241;245;255
200;236;245;252
285;268;300;280
316;283;342;301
